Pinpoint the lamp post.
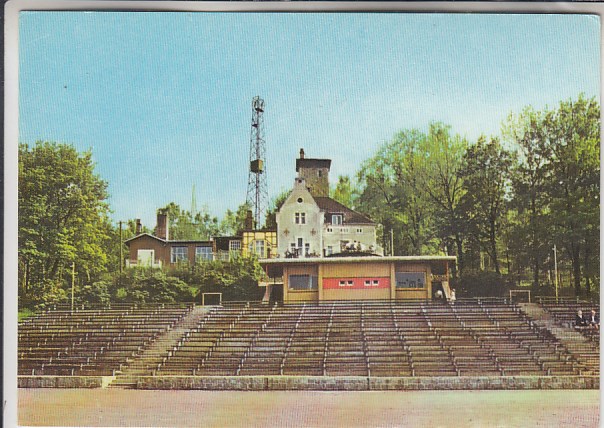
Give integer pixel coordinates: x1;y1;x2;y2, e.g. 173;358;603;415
553;245;559;302
119;221;123;273
71;261;75;312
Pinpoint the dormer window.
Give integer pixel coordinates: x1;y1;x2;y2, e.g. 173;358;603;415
332;214;343;225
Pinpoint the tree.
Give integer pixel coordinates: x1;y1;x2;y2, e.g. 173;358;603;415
220;203;251;236
542;95;600;295
503;95;600;296
19;141;112;308
503;107;552;289
330;175;358;209
459;136;513;275
356;129;437;255
264;190;290;230
156;203;220;240
414;123;469;274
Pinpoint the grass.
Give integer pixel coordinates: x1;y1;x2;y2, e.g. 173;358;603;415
18;308;35;322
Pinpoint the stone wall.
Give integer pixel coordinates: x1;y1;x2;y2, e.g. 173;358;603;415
18;375;599;390
18;376;115;388
136;375;599;391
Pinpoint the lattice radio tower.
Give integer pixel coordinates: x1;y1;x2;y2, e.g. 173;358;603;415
246;96;268;230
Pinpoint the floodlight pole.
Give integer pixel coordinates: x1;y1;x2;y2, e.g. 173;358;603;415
71;262;75;312
119;221;123;273
553;244;559;302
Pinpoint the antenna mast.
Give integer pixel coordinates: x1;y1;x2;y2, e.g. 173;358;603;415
246;96;268;230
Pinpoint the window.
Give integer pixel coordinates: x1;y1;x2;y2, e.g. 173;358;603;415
295;212;306;224
297;197;303;203
171;246;188;263
332;214;343;225
255;240;265;258
304;243;310;256
289;275;318;291
195;246;213;262
341;228;349;233
229;240;241;251
318;170;322;177
356;228;363;233
395;272;426;289
327;228;333;233
326;246;333;256
364;279;380;287
339;280;354;287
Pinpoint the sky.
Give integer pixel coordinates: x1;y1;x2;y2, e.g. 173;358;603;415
18;12;600;229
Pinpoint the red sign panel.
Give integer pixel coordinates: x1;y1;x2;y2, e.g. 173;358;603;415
323;277;390;290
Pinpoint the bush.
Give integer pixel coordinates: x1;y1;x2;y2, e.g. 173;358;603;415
455;271;513;298
110;269;196;304
173;255;265;302
77;280;111;305
20;278;68;310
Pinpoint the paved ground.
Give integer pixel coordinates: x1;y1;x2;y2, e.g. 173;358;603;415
19;388;600;427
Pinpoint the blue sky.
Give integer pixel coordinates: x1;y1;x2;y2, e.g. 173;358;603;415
18;12;600;229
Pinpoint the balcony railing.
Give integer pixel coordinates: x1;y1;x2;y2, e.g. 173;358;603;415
125;259;162;268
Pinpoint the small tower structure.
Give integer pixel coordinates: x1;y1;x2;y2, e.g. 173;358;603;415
296;148;331;197
246;96;268;229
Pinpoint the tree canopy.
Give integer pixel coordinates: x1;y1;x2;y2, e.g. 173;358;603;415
19;141;113;308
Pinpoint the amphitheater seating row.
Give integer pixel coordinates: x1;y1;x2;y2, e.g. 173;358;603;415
18;304;193;376
155;300;588;377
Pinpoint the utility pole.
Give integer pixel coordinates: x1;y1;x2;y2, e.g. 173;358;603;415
119;221;123;273
553;244;559;302
390;229;394;256
71;262;75;312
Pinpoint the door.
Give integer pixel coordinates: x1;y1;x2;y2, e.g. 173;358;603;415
137;249;155;266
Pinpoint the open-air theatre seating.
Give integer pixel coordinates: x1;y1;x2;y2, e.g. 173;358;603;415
155;300;588;378
19;300;597;378
18;303;193;376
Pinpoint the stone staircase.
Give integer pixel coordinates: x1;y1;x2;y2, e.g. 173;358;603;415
519;303;600;375
109;305;211;388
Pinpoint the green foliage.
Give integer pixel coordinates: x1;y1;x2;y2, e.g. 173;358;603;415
157;202;220;240
503;94;600;296
78;281;111;305
110;269;196;304
174;255;265;302
453;271;512;298
18;308;35;322
220;203;251;236
356;126;445;256
459;136;514;275
264;189;290;230
330;175;358;209
19;141;113;309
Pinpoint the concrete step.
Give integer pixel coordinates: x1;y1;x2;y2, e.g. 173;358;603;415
108;306;211;387
518;303;600;370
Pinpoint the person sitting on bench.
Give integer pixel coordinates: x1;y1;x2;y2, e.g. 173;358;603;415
575;310;588;328
586;309;599;329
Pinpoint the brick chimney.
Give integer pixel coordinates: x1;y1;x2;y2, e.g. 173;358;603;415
156;212;169;240
299;148;305;159
245;210;254;230
135;219;142;234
